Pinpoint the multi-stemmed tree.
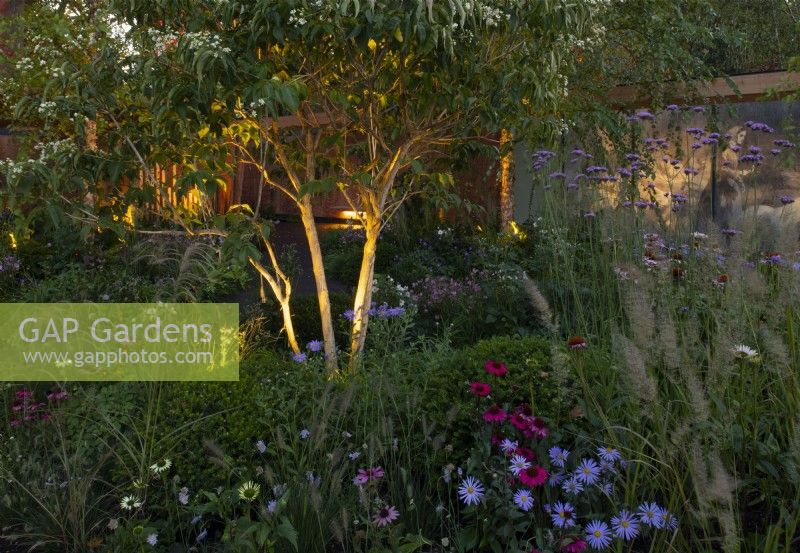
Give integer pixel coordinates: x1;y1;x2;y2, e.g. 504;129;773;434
113;0;594;368
3;0;598;368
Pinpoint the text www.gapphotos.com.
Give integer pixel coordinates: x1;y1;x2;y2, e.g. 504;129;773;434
21;348;213;368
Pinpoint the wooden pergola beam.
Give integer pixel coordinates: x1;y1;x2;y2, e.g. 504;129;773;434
609;71;800;107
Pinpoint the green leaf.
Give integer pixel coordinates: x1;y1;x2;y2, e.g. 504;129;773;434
257;220;272;241
299;177;336;197
758;459;781;480
277;517;298;551
397;534;430;553
459;527;478;550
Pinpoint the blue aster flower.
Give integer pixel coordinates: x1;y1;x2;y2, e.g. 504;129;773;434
597;446;621;463
575;458;601;485
500;438;518;454
638;502;665;528
509;454;531;476
599;459;616;474
562;476;584;495
551;501;576;528
548;471;566;488
659;509;678;530
457;476;484;506
585;520;612;550
513;488;534;511
611;510;640;540
549;446;569;467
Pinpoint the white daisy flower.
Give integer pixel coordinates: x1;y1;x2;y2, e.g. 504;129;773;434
733;345;758;360
120;495;142;510
149;458;172;474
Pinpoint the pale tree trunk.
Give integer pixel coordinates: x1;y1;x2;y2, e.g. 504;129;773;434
498;128;515;230
348;217;380;367
298;196;338;369
347;146;409;368
266;123;338;368
248;257;300;354
278;298;299;353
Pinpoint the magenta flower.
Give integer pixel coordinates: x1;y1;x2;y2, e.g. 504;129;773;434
354;466;384;486
562;537;588;552
46;390;68;401
484;360;508;376
514;446;537;461
354;471;369;485
469;382;491;397
373;505;399;527
510;411;529;430
483;404;507;423
519;465;549;487
525;417;549;439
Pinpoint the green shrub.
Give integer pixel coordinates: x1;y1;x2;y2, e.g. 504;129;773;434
157;333;567;492
323;243;363;285
7;233;252;303
416;335;568;451
19;262;159;302
457;334;562;410
155;351;319;489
